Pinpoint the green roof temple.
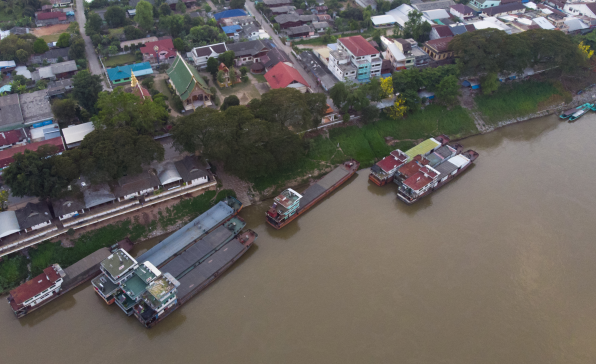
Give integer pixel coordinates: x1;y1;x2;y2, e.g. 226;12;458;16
166;54;213;111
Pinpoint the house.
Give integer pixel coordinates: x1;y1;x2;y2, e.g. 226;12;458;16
564;3;596;18
0;61;16;73
355;0;377;10
191;42;227;68
271;6;296;14
0;90;54;129
312;21;330;32
35;11;70;27
545;0;566;10
0;211;20;238
106;62;153;85
449;23;475;35
120;36;158;50
241;24;260;40
166;54;213;111
216;62;238;87
15;202;52;232
140;39;176;64
372;15;397;26
9;27;30;35
275;13;304;28
314;5;329;14
430;25;454;39
263;0;293;7
564;16;590;32
387;4;433;27
450;4;475;18
381;36;412;70
422;37;454;63
113;170;161;202
82;181;116;210
412;0;456;11
482;3;526;16
286;25;313;38
227;39;274;65
317;14;332;21
532;16;556;29
469;16;513;33
0;137;64;169
222;25;242;40
469;0;501;9
213;9;248;20
38;60;77;80
263;47;291;70
61;121;95;149
30;123;60;142
29;47;70;65
51;197;86;220
328;35;382;82
219;16;255;27
423;9;451;20
174;156;210;187
156;161;183;190
164;0;194;9
264;62;309;92
0;129;27;150
50;0;71;7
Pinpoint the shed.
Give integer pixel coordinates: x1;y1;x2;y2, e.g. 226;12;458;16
62;121;95;149
106;62;153;84
0;211;20;238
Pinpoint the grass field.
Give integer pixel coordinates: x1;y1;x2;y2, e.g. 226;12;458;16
251;73;267;83
108;27;125;37
41;33;62;43
102;53;137;67
475;81;572;125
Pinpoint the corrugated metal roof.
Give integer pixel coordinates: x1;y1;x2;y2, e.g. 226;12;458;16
62;121;95;145
405;138;441;160
106;62;153;81
0;211;20;238
446;154;470;168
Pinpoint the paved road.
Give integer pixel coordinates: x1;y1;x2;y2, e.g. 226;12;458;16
74;0;111;91
245;1;322;93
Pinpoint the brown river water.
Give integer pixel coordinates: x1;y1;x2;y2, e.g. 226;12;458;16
2;114;596;363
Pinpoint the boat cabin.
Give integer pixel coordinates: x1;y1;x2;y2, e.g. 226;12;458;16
7;264;65;317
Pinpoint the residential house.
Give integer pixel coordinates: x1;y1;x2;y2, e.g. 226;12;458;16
0;90;54;130
532;16;556;29
263;47;291;70
191;42;227;68
423;9;451;20
219;16;255;27
35;11;70;27
482;3;526;16
314;5;329;14
28;47;70;65
166;54;213;111
120;36;158;50
372;15;397;26
387;4;433;27
82;180;116;210
381;36;413;70
275;13;305;28
227;39;274;65
317;14;332;21
0;61;16;74
213;9;248;20
564;16;590;32
422;37;455;63
0;137;63;169
263;0;293;7
430;25;454;39
156;162;183;190
50;0;71;7
107;62;153;85
9;27;30;35
15;202;52;233
113;170;161;202
216;63;239;87
328;35;382;82
469;0;501;9
222;25;242;40
412;0;456;11
38;60;77;80
51;197;86;221
264;62;309;92
355;0;377;10
0;129;27;150
545;0;566;10
271;6;296;14
312;21;330;32
469;16;513;33
564;3;596;18
174;156;210;187
449;23;476;35
0;211;20;239
450;4;476;18
61;121;94;149
47;79;73;97
140;39;176;64
286;25;313;38
241;24;260;40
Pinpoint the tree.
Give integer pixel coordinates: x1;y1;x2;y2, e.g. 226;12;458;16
141;76;154;89
329;82;350;109
56;32;70;48
85;12;103;35
176;0;186;13
403;10;431;43
239;66;248;76
2;147;79;199
52;99;77;123
221;95;240;110
449;28;507;76
67;21;81;35
204;4;211;12
230;0;244;9
15;49;29;64
173;37;185;51
171;108;223;155
92;87;169;134
124;25;146;40
160;2;171;15
480;72;499;95
273;23;280;32
366;77;382;102
69;37;86;59
79;127;164;182
249;88;325;130
33;38;49;54
387;96;407;120
217;70;225;84
135;0;155;31
218;50;235;67
342;113;350;123
105;5;127;28
206;57;219;76
360;104;379;124
0;190;8;211
435;75;460;105
72;70;103;114
380;77;393;98
0;34;36;62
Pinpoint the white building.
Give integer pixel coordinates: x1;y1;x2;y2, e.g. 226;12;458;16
190;43;228;69
62;121;94;149
564;2;596;18
327;35;382;82
380;36;413;70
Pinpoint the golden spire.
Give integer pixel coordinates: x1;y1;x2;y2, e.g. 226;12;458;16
131;69;138;88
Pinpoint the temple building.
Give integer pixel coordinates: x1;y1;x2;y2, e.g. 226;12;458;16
166;54;213;111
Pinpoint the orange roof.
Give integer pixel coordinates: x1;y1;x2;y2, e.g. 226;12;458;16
264;62;309;89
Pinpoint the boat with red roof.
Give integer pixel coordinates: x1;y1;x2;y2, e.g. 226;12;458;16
369;149;408;186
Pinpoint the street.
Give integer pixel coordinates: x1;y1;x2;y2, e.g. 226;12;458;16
244;1;323;93
74;0;111;91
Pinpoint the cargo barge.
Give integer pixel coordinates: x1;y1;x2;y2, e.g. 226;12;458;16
91;197;242;305
7;239;132;318
266;161;359;229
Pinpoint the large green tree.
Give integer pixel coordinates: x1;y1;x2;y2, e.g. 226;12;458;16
85;12;103;35
249;88;326;129
230;0;244;9
72;70;103;114
206;57;219;76
435;75;460;105
56;32;71;48
0;34;36;61
105;5;127;28
68;37;86;59
135;0;155;31
403;10;431;43
176;0;186;13
33;38;49;54
51;99;78;123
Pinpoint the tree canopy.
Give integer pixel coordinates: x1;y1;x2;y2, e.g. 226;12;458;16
72;70;103;114
221;95;240;111
56;33;71;48
68;37;86;59
85;12;103;35
105;5;127;28
135;0;155;31
402;10;431;43
33;38;49;54
0;34;36;62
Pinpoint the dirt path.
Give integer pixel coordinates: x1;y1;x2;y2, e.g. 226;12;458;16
31;23;70;36
213;162;253;206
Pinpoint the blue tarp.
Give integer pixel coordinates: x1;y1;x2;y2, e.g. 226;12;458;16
221;25;242;34
0;84;11;93
106;62;153;82
462;80;471;87
213;9;247;20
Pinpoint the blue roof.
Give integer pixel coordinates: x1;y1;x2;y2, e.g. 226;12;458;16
221;25;242;34
106;62;153;81
0;84;11;93
213;9;247;20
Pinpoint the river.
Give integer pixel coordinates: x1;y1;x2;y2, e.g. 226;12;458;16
2;114;596;363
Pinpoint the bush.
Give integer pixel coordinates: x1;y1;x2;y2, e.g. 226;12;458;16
172;94;184;111
0;255;29;294
141;75;154;89
76;58;88;68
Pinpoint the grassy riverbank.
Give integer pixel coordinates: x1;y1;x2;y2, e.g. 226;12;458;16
475;81;572;125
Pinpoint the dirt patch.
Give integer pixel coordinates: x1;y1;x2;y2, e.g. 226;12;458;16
32;23;70;36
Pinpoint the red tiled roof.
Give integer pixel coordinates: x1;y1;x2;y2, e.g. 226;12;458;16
140;39;176;58
376;155;404;173
403;171;433;191
339;35;379;57
390;150;408;163
464;24;476;32
36;12;67;20
0;130;25;147
432;25;454;38
264;62;309;89
9;266;61;306
317;14;332;20
425;37;453;52
398;160;423;179
0;137;64;168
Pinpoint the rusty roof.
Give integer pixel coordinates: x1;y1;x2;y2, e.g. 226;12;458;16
403;171;433;191
398;160;423;179
9;265;62;305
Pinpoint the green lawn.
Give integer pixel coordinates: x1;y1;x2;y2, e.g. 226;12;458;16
475;81;572;125
41;34;62;43
251;73;267;83
108;27;124;37
102;53;137;67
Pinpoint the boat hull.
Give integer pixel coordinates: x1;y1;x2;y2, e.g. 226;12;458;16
368;174;392;186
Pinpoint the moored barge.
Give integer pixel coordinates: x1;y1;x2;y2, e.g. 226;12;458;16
7;239;133;318
369;150;408;186
266;161;359;229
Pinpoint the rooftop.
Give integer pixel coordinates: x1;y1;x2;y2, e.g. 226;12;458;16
213;9;247;20
9;265;64;305
482;2;526;15
274;188;302;209
19;90;54;124
405;138;441;160
0;211;20;239
174;156;209;183
120;262;160;299
339;35;379;56
51;197;85;217
166;54;211;101
264;62;309;89
100;249;137;281
62;121;94;146
106;62;153;82
0;94;23;129
425;36;454;52
139;38;176;59
403;171;434;191
227;39;272;57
